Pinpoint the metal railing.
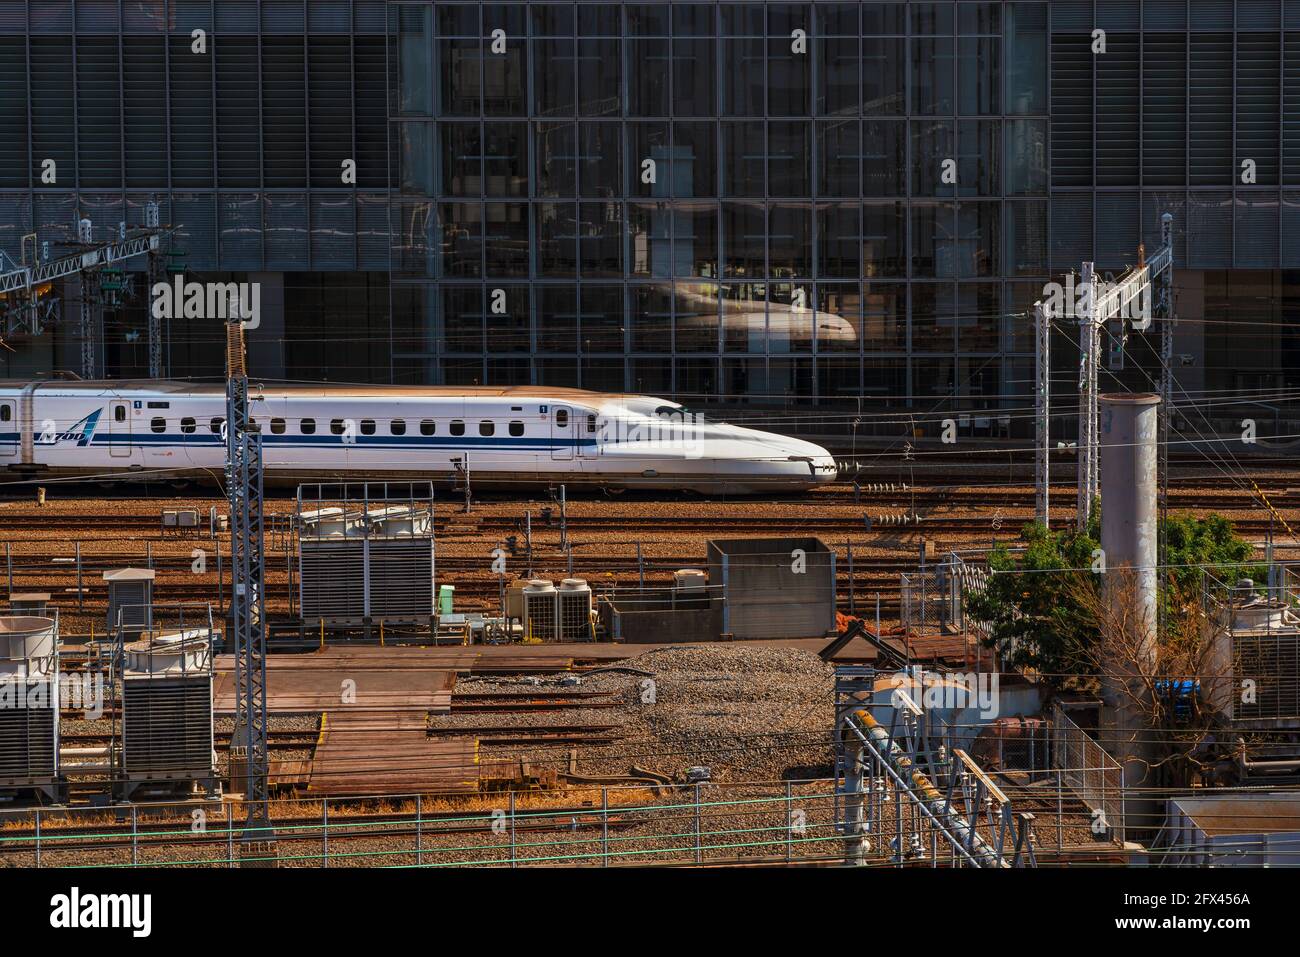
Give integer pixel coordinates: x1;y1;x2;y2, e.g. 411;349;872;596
1051;702;1124;843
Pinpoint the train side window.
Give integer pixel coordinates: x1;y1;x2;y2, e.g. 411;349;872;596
0;405;10;422
180;417;196;434
509;421;524;437
360;419;376;435
270;418;286;435
300;418;316;435
150;417;166;434
330;419;346;435
390;419;406;435
209;417;223;434
113;406;126;422
479;420;495;437
450;420;465;437
419;419;436;436
587;414;597;433
555;409;569;428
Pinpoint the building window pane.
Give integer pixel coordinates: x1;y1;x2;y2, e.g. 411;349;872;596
536;122;576;197
818;37;860;116
487;284;530;352
628;38;670;115
911;283;957;352
629;122;671;198
863;202;907;279
958;201;1000;278
439;202;484;277
533;38;575;116
443;286;484;352
673;38;716;115
721;38;764;115
1005;2;1048;115
863;37;906;115
439;38;481;115
579;202;624;277
675;281;719;353
957;37;1001;115
483;34;526;115
769;121;811;197
816;283;863;353
538;286;578;353
817;120;860;197
484;122;528;197
579;122;622;198
628;202;672;277
580;286;626;351
1004;201;1048;276
768;37;810;116
818;203;861;278
439;123;480;196
769;203;812;278
671;122;717;198
630;283;673;351
911;120;955;197
723;202;766;278
483;203;529;277
958;120;1001;196
863;120;906;197
537;202;578;277
672;203;719;278
1005;119;1049;195
911;202;958;278
912;38;955;115
577;38;621;116
723;122;765;197
957;283;1002;352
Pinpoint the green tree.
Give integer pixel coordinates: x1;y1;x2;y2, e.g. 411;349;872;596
966;513;1263;687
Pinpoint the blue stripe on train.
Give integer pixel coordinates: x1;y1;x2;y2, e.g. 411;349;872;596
80;433;596;450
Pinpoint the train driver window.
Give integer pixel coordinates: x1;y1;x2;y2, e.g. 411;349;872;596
209;417;223;434
180;417;196;434
450;420;465;436
270;418;286;435
115;406;127;423
300;418;316;434
509;421;524;437
390;419;406;435
587;414;597;433
360;419;376;435
555;409;569;428
419;419;436;436
479;421;495;436
150;417;166;434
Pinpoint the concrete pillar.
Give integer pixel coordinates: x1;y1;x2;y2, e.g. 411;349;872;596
1098;392;1160;839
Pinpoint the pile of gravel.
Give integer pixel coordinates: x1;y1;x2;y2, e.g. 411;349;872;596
603;643;836;782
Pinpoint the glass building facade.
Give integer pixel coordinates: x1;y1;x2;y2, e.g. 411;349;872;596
388;0;1049;412
0;1;1299;421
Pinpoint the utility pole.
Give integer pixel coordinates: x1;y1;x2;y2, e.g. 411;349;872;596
1034;299;1051;528
225;300;273;863
1077;263;1100;531
1073;218;1175;535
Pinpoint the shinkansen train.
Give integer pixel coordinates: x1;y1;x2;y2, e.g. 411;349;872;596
0;380;838;494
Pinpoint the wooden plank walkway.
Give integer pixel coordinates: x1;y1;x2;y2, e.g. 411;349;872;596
306;709;479;797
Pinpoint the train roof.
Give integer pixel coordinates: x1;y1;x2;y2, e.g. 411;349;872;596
0;379;672;404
